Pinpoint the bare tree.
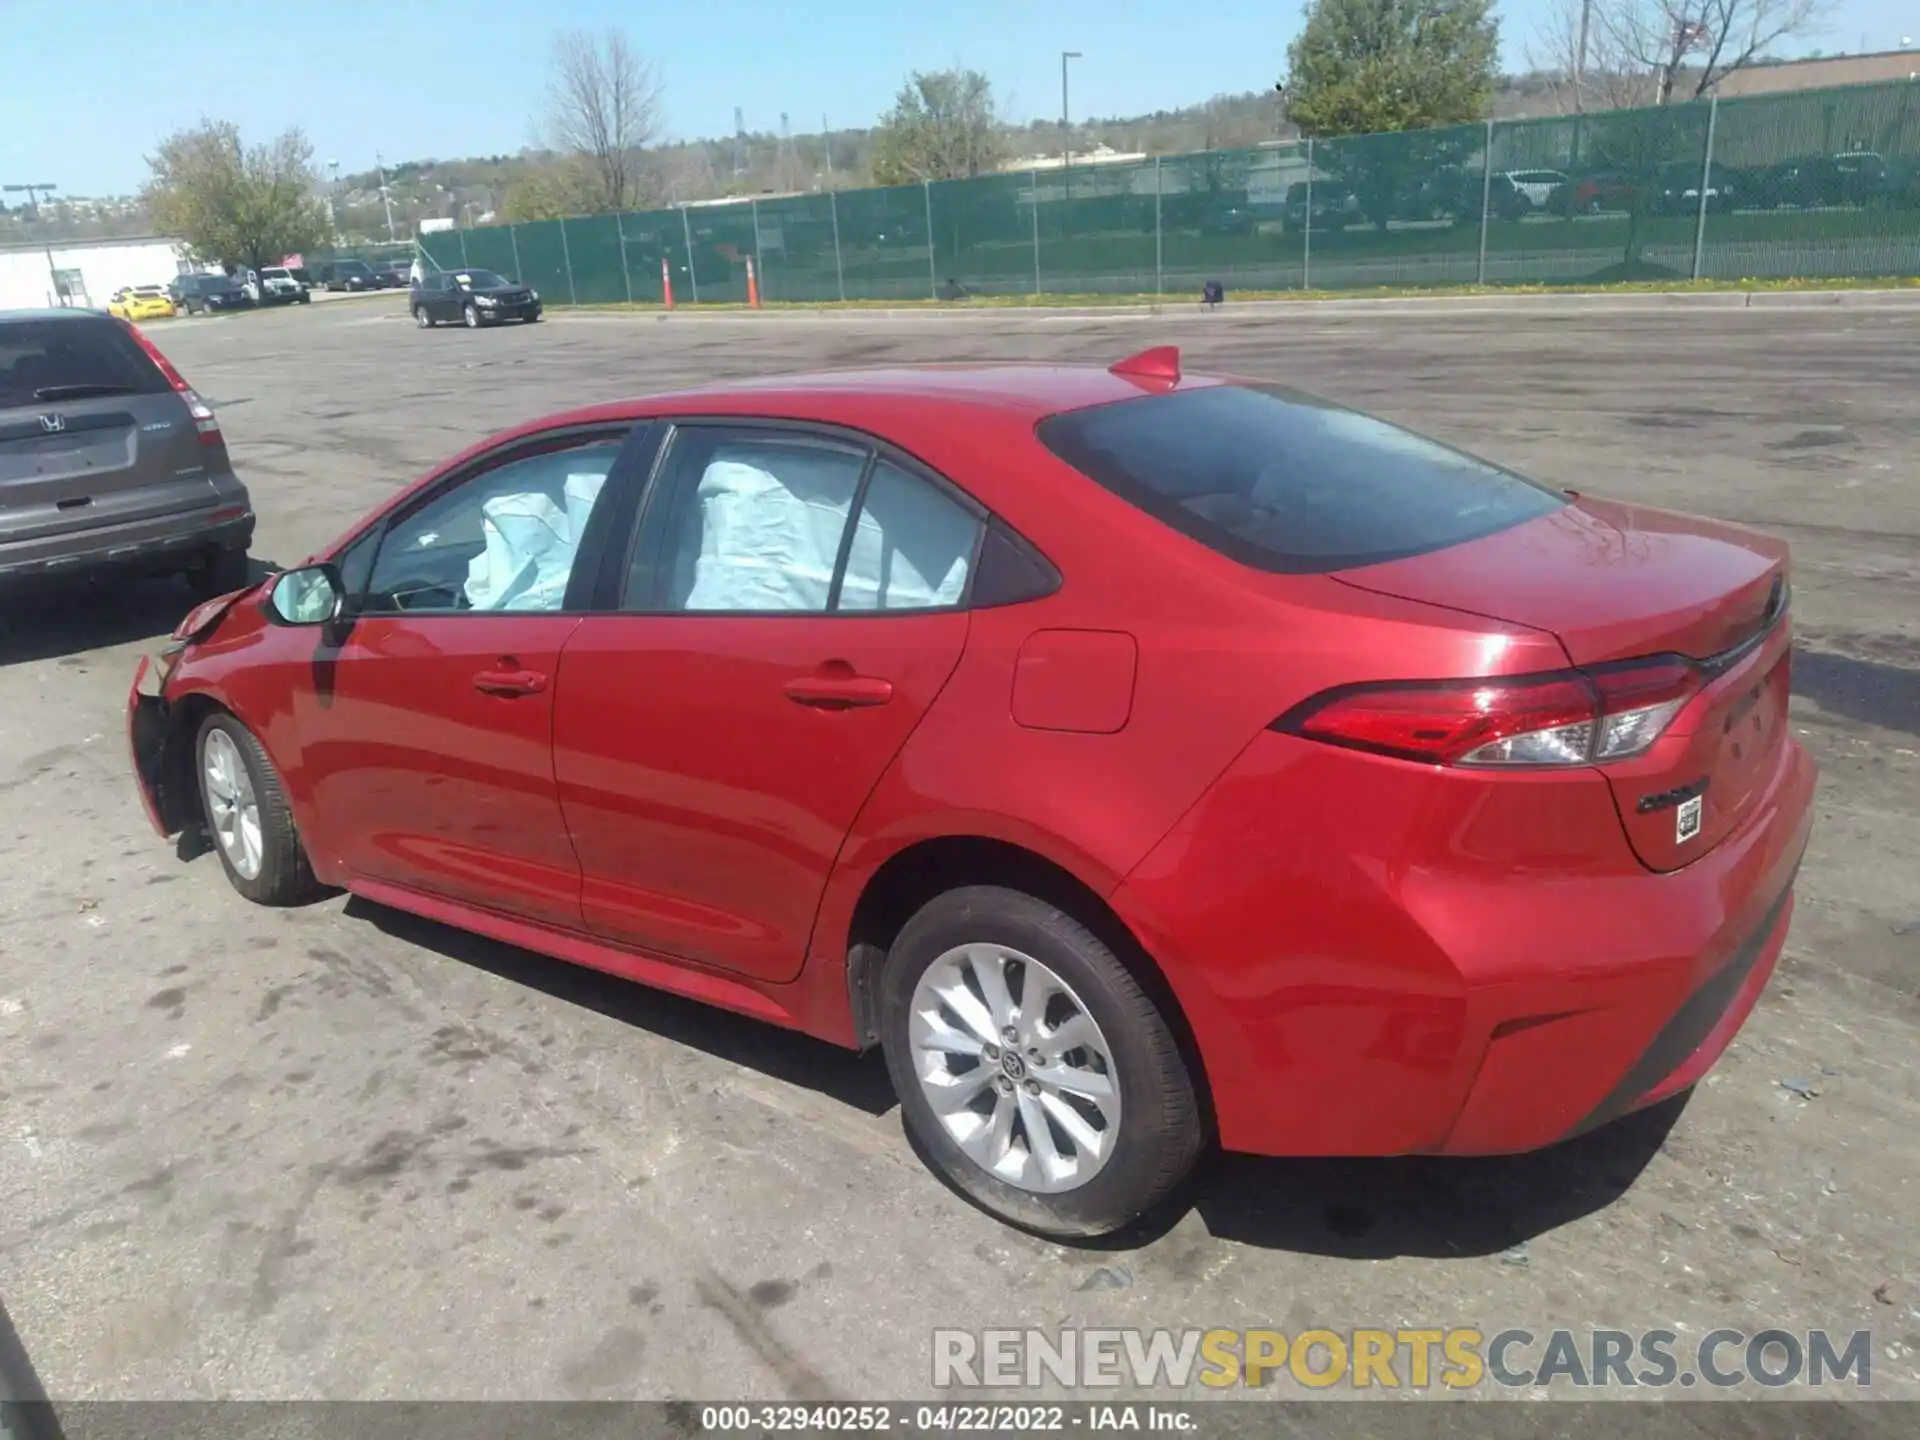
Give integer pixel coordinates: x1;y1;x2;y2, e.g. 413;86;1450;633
1527;0;1658;111
541;28;663;212
1540;0;1833;110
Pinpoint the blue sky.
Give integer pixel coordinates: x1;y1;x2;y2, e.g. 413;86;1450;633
2;0;1913;195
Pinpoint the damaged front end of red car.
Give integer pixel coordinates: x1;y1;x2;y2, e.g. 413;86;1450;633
126;581;262;837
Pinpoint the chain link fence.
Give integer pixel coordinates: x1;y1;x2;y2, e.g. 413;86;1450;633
419;79;1920;305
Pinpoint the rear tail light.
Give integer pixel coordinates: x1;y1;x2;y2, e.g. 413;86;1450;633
1275;656;1704;769
115;317;222;443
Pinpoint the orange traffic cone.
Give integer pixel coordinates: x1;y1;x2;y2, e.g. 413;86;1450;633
661;256;674;310
746;256;761;309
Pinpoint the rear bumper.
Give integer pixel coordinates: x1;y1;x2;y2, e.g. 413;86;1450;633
1111;730;1818;1158
0;508;253;590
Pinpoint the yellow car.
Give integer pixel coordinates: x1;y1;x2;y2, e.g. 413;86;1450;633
107;286;178;321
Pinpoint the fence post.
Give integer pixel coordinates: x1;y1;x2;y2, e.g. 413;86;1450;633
1477;119;1495;287
1031;169;1043;296
750;197;765;302
828;189;846;302
615;211;633;304
459;227;469;268
923;179;938;300
1692;94;1719;282
680;205;700;303
508;225;521;285
558;218;578;305
1153;156;1163;297
1302;137;1313;290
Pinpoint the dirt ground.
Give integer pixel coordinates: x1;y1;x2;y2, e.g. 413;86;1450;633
1;295;1915;1415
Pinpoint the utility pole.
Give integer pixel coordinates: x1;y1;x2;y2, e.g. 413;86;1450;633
326;159;341;237
821;114;835;185
4;181;63;305
1061;51;1082;169
375;151;396;241
1574;0;1592;113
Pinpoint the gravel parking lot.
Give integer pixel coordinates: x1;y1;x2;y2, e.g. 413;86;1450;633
2;295;1916;1411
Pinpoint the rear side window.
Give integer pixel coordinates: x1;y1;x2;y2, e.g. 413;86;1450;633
0;318;173;408
1036;385;1565;574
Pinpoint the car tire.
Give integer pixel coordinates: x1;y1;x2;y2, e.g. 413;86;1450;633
194;712;324;907
414;304;434;329
879;885;1203;1239
187;546;251;599
463;303;481;329
524;312;541;323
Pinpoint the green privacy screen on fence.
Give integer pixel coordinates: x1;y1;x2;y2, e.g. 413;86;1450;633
419;78;1920;303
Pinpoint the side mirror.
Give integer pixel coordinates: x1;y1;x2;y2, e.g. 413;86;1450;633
266;563;344;627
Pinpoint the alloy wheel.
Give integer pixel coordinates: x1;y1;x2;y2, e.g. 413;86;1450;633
202;728;263;880
908;943;1120;1194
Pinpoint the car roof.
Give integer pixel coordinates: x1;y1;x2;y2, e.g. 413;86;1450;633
0;307;117;324
575;362;1230;427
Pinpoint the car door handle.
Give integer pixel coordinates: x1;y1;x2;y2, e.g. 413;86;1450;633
783;674;894;709
472;667;547;697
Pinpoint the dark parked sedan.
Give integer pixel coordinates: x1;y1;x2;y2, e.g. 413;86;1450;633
410;269;542;328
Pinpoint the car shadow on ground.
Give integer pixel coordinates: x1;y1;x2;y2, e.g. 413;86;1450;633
0;560;283;668
350;895;1685;1257
347;897;899;1117
1792;645;1920;737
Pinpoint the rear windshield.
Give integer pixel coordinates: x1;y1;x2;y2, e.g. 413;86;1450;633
0;317;171;409
1037;384;1565;574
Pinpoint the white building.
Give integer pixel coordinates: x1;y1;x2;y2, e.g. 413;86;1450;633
0;235;187;311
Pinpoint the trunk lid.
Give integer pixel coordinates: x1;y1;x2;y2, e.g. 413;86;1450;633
1335;498;1793;871
0;391;218;545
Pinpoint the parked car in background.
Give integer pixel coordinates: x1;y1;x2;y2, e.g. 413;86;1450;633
1479;172;1537;221
107;286;178;322
1550;171;1639;215
169;274;252;314
322;259;381;292
1499;169;1569;210
410;269;541;328
257;267;312;305
1;309;252;596
125;347;1812;1238
1650;160;1738;216
376;259;413;288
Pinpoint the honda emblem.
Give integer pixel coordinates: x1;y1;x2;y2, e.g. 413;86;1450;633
39;413;66;433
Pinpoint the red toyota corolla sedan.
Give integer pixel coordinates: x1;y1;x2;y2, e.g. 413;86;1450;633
127;347;1814;1237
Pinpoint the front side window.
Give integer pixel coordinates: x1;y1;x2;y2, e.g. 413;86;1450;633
624;427;985;615
361;435;625;614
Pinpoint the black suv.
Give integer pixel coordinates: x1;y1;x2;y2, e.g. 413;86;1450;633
169;274;252;314
321;259;382;292
410;269;542;328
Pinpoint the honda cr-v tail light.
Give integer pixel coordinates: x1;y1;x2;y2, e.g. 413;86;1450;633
1274;656;1704;768
115;317;222;443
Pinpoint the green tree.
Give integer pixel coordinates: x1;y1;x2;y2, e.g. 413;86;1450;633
143;121;329;273
1283;0;1499;137
502;156;605;222
871;69;1006;185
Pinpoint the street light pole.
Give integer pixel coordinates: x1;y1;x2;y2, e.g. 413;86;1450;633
1060;51;1082;169
375;151;396;242
1574;0;1592;114
4;181;62;305
326;159;341;238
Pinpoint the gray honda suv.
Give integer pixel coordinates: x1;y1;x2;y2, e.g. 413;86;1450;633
1;308;253;596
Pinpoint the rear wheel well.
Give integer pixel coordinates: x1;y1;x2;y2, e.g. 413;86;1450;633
843;836;1214;1133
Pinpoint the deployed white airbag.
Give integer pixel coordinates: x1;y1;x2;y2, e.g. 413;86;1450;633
681;450;856;611
463;471;605;610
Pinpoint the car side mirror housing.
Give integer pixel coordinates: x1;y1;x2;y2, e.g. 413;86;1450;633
266;563;345;627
